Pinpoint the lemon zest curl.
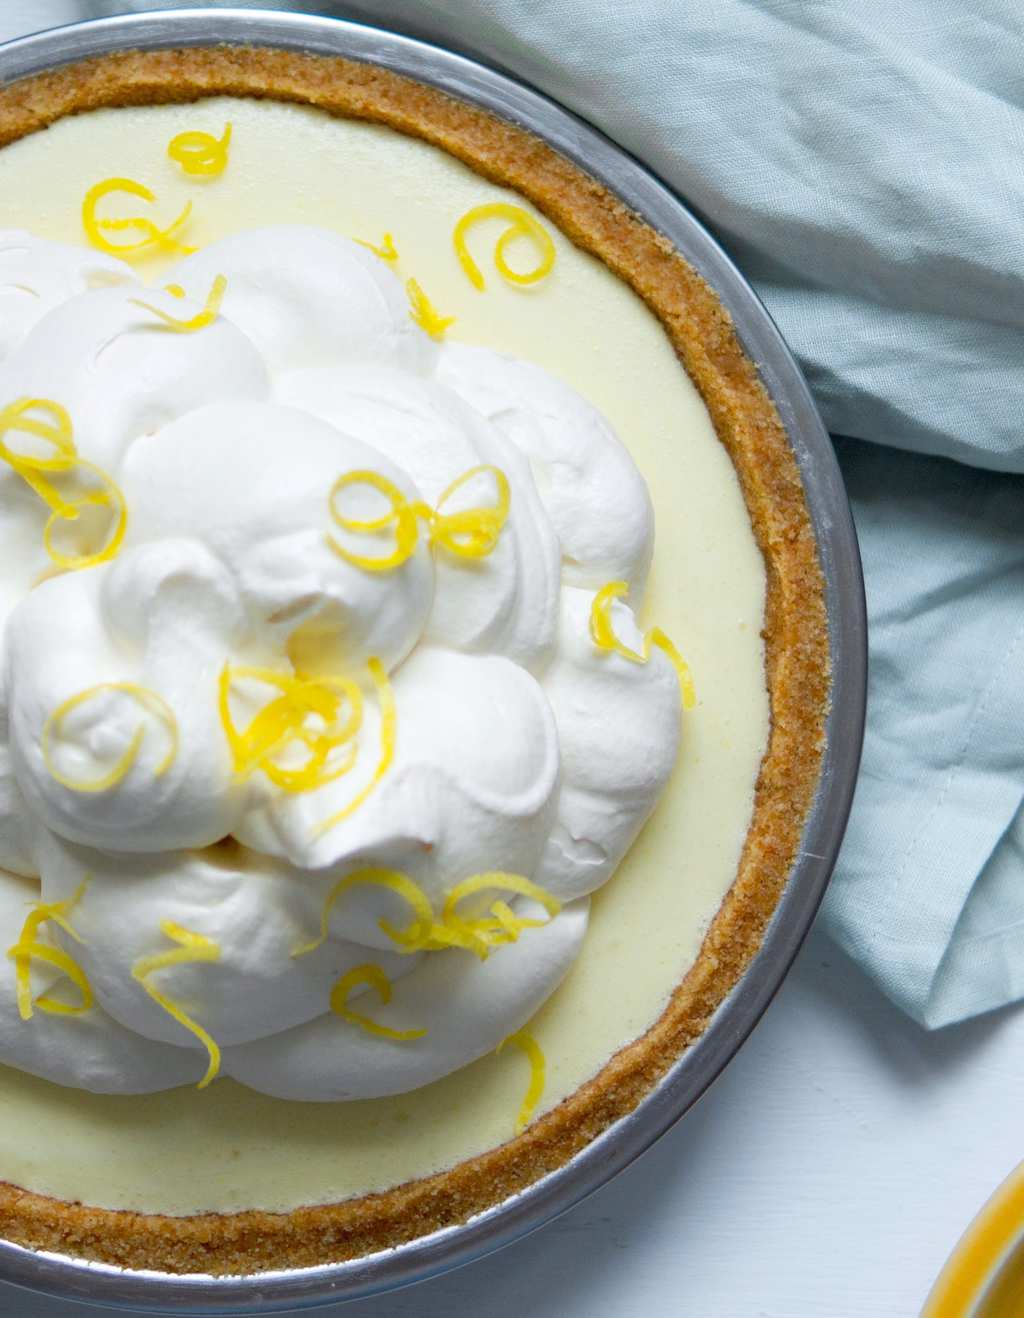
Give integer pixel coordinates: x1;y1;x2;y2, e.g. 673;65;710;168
454;203;555;291
219;656;394;826
0;396;128;570
82;177;195;259
294;868;560;962
326;464;510;572
218;663;364;795
167;123;232;178
405;873;560;961
497;1030;546;1133
41;457;128;570
430;465;511;559
132;921;221;1090
7;880;92;1022
589;580;697;710
406;277;455;339
0;396;75;482
130;274;227;333
354;233;399;263
330;963;426;1041
327;469;420;573
312;658;396;835
42;682;179;794
293;869;432;958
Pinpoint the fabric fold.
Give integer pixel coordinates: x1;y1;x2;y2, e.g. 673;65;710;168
830;438;1024;1025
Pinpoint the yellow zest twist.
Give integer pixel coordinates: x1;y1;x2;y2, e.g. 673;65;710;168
7;880;92;1022
42;459;128;571
132;920;221;1089
497;1030;546;1134
330;964;426;1041
312;658;396;835
167;122;232;178
0;396;76;512
354;232;399;263
42;682;179;794
453;203;556;292
406;277;455;339
327;469;421;573
327;465;510;572
130;274;227;333
429;465;511;559
219;663;364;795
0;396;75;481
295;868;560;962
589;581;697;710
444;873;560;956
0;396;127;570
293;869;435;958
82;177;195;259
396;873;561;960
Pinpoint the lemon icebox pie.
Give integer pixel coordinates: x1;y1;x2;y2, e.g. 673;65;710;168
0;47;828;1274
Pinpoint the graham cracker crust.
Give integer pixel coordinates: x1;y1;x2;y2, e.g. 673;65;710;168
0;46;829;1275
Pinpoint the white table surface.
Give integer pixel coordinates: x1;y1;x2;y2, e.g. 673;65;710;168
0;4;1020;1315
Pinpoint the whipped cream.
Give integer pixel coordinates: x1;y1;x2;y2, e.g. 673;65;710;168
0;226;682;1101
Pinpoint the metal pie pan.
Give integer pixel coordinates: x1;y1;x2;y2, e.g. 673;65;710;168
0;7;867;1313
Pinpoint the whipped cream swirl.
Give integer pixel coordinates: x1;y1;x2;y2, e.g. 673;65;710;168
0;227;681;1100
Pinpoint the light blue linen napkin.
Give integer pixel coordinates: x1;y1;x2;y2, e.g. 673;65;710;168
34;0;1024;1025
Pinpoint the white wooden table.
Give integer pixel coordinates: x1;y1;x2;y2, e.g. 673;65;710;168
0;5;1020;1314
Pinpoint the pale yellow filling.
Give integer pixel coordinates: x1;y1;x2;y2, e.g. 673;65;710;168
0;98;769;1216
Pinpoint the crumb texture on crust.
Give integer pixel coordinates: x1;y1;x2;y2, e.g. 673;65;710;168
0;46;829;1275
